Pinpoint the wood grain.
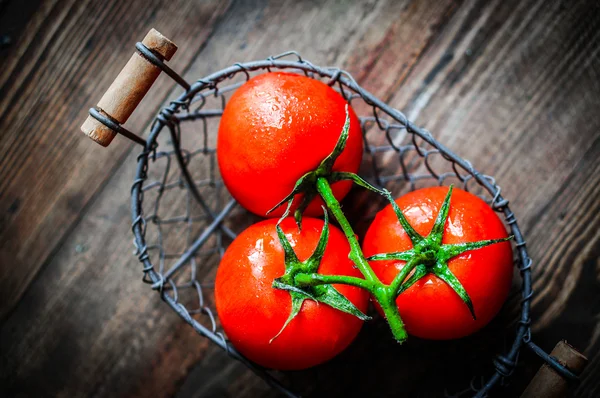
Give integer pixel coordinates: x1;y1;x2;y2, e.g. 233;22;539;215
0;0;231;319
0;0;458;397
1;0;599;397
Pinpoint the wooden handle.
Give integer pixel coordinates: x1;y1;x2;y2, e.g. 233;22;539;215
81;29;177;147
521;341;588;398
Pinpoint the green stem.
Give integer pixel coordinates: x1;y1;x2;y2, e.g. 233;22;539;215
316;177;378;282
295;273;374;291
315;176;408;343
374;288;408;342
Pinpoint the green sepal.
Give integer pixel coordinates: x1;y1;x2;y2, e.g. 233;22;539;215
330;171;383;194
272;278;318;301
430;185;453;245
433;261;476;320
266;172;314;221
367;249;415;262
397;264;428;295
270;291;308;343
382;189;424;245
293;190;316;230
313;284;371;321
440;236;513;261
276;224;300;267
303;208;330;272
317;104;351;174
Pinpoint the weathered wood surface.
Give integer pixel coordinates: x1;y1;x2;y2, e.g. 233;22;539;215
0;0;231;319
1;0;599;397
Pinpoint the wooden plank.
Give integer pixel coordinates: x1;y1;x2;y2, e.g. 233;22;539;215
0;0;459;397
353;0;600;395
0;0;231;319
496;131;600;396
1;0;599;397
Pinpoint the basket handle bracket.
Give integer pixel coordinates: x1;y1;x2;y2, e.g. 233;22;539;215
81;29;180;147
521;340;588;397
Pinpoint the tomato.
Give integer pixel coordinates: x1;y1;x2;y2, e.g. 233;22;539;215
362;187;513;340
215;217;369;370
217;72;363;217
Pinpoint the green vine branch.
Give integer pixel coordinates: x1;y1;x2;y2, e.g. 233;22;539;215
268;105;513;344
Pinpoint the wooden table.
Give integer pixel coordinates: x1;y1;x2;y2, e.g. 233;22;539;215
1;0;599;396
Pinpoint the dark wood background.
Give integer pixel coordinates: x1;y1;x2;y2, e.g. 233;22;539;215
1;0;599;397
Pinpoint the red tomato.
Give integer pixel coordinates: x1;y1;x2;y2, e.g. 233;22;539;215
215;217;369;370
217;72;363;217
362;187;513;340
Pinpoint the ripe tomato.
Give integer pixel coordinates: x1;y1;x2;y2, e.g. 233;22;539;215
215;217;369;370
362;187;513;340
217;72;363;217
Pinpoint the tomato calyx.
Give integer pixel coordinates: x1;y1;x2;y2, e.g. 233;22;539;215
266;105;378;230
368;185;513;320
270;210;370;343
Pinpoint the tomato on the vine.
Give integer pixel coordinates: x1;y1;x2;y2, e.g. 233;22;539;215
362;187;513;340
215;217;369;370
217;72;363;217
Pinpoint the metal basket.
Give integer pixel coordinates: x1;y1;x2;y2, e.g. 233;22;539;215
82;31;582;397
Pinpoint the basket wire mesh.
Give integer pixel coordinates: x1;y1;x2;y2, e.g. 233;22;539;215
89;47;579;397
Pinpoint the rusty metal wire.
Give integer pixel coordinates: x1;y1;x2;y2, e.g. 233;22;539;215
88;46;581;397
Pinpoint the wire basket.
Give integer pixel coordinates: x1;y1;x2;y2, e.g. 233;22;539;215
81;30;583;397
